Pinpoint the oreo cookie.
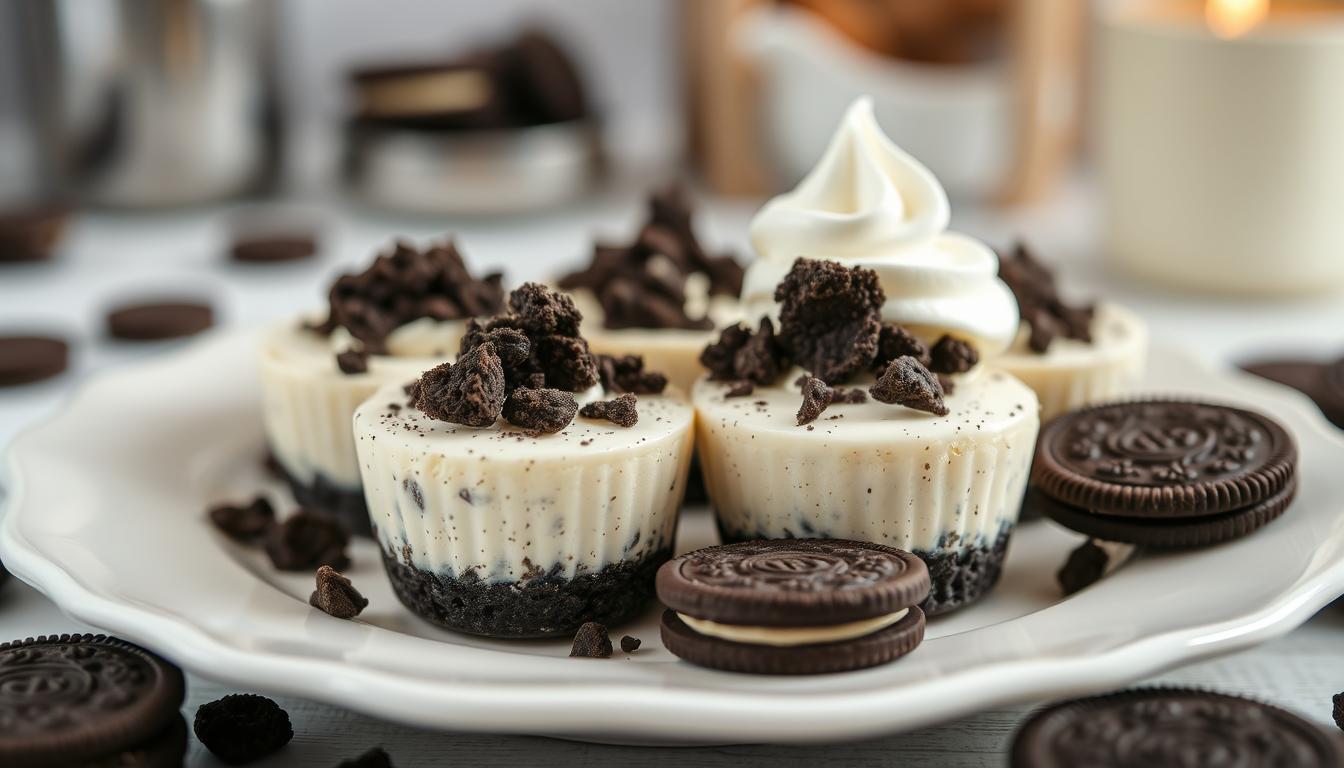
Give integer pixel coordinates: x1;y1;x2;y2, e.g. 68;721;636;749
1032;400;1298;547
0;336;69;387
656;539;928;674
0;634;186;767
107;301;215;341
1011;687;1344;767
1242;357;1344;429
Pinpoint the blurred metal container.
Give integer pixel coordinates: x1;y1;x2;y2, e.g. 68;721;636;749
343;119;602;216
13;0;281;207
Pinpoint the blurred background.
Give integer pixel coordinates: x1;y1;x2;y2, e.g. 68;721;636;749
2;0;1343;389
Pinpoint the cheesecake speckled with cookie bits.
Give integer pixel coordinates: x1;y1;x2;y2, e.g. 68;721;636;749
259;238;504;535
693;98;1039;616
354;284;694;638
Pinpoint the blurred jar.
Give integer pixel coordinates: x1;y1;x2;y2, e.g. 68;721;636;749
12;0;281;207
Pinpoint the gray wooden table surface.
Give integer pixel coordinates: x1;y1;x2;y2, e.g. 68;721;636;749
4;179;1344;765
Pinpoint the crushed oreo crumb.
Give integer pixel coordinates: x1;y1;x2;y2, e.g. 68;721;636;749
459;322;530;369
336;348;369;375
874;322;930;370
700;318;788;384
620;635;642;653
265;511;351;572
310;565;369;619
870;356;949;416
579;394;638;427
209;496;276;543
338;748;396;768
501;387;578;433
796;376;834;426
310;239;504;354
1334;693;1344;733
596;353;668;395
194;694;294;765
570;621;613;658
1057;539;1109;596
929;335;979;375
724;380;754;398
830;386;868;404
410;343;505;427
509;282;583;336
775;258;883;384
999;242;1096;353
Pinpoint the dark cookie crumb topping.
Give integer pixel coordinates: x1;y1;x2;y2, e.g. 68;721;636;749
309;239;503;354
501;387;578;433
596;353;668;395
336;348;370;375
724;380;754;398
410;344;505;428
570;621;614;658
310;565;369;619
209;496;276;542
700;318;788;384
874;322;930;371
558;183;743;330
929;335;979;375
620;635;642;653
870;356;949;416
999;242;1096;353
194;694;294;765
775;258;883;384
579;394;639;427
265;510;351;572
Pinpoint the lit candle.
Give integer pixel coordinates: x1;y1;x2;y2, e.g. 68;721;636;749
1099;0;1344;296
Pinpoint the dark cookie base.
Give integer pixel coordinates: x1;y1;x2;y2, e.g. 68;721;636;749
683;453;709;507
276;462;372;538
718;524;1013;617
379;547;672;638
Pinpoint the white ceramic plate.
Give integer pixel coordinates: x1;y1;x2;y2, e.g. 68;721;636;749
4;331;1344;744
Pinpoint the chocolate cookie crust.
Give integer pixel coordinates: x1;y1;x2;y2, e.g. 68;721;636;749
379;547;670;638
1012;687;1344;767
1033;400;1297;517
278;465;372;537
658;539;930;627
0;635;186;767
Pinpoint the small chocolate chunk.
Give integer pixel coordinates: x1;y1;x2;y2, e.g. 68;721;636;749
1057;539;1109;596
620;635;642;653
570;622;613;658
336;348;369;375
796;377;834;426
107;301;214;341
265;511;351;572
928;335;978;375
338;747;396;768
874;323;930;370
579;394;639;427
194;694;293;765
209;496;276;543
502;387;578;433
309;565;369;619
724;380;754;398
870;356;949;416
596;354;668;395
699;319;787;385
411;343;506;427
775;258;883;384
230;235;316;264
0;335;69;387
508;282;583;336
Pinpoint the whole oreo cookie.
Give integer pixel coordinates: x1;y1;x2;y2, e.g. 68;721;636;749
1012;687;1344;767
1034;400;1297;518
657;539;929;674
0;634;186;767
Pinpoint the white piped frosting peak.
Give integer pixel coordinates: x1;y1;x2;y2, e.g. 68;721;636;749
744;97;1019;355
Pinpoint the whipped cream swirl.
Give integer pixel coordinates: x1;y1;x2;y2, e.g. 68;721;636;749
744;98;1019;355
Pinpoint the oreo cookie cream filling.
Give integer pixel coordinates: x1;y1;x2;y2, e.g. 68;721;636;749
693;98;1040;616
355;284;694;637
259;239;504;535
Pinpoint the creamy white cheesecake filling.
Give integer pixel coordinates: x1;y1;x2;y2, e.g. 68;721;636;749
998;303;1149;421
258;317;466;488
693;366;1039;553
677;609;908;647
354;382;695;582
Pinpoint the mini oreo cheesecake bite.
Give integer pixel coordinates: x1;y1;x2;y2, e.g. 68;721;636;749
996;244;1148;422
558;184;744;394
694;98;1039;616
259;238;504;535
657;539;929;674
354;284;694;638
